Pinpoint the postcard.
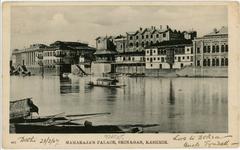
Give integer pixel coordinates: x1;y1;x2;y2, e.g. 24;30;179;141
2;1;240;148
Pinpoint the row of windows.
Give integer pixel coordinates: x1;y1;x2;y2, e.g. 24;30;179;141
197;45;228;53
146;49;166;55
44;51;55;57
196;58;228;66
129;33;166;40
146;48;193;55
129;41;159;48
146;55;193;63
146;57;165;63
44;51;78;57
149;63;193;68
44;58;64;64
175;56;194;62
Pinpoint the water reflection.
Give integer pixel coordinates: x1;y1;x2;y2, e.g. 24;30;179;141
59;77;80;94
169;80;175;105
10;76;228;133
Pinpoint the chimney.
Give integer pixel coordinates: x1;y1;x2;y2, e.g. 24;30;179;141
160;25;162;30
151;26;154;30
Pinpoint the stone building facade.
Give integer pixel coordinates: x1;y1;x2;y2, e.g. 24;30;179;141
121;25;196;53
193;26;228;67
145;40;194;69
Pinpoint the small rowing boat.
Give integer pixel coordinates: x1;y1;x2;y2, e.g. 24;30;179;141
87;78;126;88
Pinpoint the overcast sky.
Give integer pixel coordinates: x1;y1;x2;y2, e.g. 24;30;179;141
11;5;227;49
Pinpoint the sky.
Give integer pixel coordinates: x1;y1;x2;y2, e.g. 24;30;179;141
11;5;228;50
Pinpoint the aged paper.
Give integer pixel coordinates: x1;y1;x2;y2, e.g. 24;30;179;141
2;1;240;149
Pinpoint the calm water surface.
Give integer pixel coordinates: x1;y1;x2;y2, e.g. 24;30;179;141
10;76;228;133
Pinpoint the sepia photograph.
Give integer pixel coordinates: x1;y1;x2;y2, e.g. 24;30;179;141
2;1;240;149
9;3;229;134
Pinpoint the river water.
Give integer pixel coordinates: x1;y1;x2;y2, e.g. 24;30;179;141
10;76;228;133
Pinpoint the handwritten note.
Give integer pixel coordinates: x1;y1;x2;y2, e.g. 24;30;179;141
15;136;60;146
172;134;238;148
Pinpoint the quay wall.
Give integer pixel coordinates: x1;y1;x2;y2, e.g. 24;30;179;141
91;63;112;77
115;66;145;74
176;66;228;77
24;63;228;77
144;66;228;77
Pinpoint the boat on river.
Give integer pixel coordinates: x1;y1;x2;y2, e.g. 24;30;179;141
87;78;126;88
10;98;158;133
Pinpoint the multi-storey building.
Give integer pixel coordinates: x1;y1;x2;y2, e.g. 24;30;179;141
193;26;228;67
145;40;193;69
11;41;95;75
123;25;196;53
112;25;196;74
92;36;117;76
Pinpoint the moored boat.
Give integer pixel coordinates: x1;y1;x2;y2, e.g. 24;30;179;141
88;78;126;88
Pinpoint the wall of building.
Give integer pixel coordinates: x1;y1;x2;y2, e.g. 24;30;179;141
91;63;112;76
116;65;145;74
176;66;228;77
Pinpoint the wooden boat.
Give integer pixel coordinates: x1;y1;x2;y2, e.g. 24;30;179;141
13;123;128;133
10;98;39;123
88;78;126;88
13;121;159;133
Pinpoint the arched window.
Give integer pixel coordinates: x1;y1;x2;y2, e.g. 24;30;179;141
212;45;215;53
146;41;149;46
141;42;144;47
203;46;207;53
208;46;211;53
221;45;225;52
221;58;224;66
212;59;216;66
129;43;133;47
150;41;153;45
225;58;228;66
216;58;219;66
203;59;207;66
216;45;219;52
225;45;228;52
208;59;211;66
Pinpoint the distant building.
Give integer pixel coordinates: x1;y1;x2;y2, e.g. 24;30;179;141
94;36;117;63
11;41;95;75
124;25;195;53
11;44;48;69
92;36;117;76
193;26;228;67
145;40;194;69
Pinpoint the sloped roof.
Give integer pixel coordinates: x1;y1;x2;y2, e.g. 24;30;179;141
146;40;193;48
204;26;228;37
115;35;126;39
94;49;118;55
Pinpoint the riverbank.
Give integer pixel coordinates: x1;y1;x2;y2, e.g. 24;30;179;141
145;66;228;78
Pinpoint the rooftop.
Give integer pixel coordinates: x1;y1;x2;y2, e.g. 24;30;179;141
204;26;228;37
94;49;118;55
146;39;193;49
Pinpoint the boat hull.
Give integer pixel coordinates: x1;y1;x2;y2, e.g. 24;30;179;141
13;124;127;133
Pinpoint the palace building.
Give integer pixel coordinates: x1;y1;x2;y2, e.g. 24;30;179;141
193;26;228;67
11;41;95;75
